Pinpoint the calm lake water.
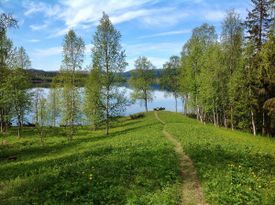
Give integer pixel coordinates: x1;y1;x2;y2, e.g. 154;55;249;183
123;88;183;115
27;87;184;124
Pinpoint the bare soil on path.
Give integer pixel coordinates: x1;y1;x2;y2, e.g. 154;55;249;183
154;111;207;205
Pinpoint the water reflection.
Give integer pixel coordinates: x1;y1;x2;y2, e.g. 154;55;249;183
27;87;183;124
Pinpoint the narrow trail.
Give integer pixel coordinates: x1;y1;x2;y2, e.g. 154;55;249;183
154;111;207;205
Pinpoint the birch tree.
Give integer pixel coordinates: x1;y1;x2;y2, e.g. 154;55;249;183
60;29;85;140
161;56;181;112
129;56;154;112
91;13;128;135
221;10;243;130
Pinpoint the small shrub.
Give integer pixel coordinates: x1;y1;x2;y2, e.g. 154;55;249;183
129;113;145;120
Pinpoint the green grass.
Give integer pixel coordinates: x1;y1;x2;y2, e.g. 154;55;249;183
158;111;275;205
0;112;181;205
1;111;274;205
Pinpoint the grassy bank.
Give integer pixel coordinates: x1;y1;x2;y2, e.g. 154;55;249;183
0;113;180;204
158;111;275;205
1;111;274;204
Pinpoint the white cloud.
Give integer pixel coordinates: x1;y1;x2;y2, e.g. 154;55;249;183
110;9;152;24
24;1;60;17
124;41;183;70
23;0;189;37
148;56;168;68
31;46;62;58
141;9;189;27
28;39;40;43
204;10;226;21
58;0;166;28
30;23;48;31
139;29;191;39
124;42;182;57
48;27;71;38
31;43;93;57
85;43;94;54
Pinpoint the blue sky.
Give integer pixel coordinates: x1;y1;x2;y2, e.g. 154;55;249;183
1;0;251;71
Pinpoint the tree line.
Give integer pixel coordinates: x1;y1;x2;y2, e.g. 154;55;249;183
0;0;274;141
158;0;274;136
128;0;274;136
0;12;129;140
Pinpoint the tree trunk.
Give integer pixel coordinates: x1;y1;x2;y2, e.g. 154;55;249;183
199;107;203;123
182;98;185;114
224;115;227;128
0;119;3;133
106;97;109;135
175;95;177;113
216;111;219;127
251;109;256;136
213;108;216;126
196;96;199;120
0;109;3;133
144;89;148;112
106;120;109;135
17;115;21;138
230;106;234;130
262;111;265;135
184;95;188;115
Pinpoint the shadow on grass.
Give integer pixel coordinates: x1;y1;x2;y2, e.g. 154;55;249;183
0;121;159;178
0;139;180;205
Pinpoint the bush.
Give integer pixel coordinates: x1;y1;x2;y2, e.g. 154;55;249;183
129;113;145;120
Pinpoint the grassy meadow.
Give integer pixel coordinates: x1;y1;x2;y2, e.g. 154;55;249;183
158;111;275;205
0;113;181;205
0;111;274;204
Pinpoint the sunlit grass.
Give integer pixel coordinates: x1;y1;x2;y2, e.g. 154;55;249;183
1;111;274;204
0;112;181;204
158;111;275;205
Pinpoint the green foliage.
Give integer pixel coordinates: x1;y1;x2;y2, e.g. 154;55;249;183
0;14;32;136
92;13;128;135
5;68;32;137
221;9;244;129
180;23;218;120
244;0;273;49
129;56;155;112
15;46;31;69
84;67;104;130
0;13;17;33
59;29;85;140
48;78;61;127
159;111;275;205
160;56;180;112
179;5;274;135
0;113;180;204
242;0;274;135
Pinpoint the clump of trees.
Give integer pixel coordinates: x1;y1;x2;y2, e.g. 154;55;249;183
0;14;32;137
178;0;274;136
0;12;129;140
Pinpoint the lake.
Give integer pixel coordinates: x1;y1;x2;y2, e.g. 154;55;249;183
27;87;184;124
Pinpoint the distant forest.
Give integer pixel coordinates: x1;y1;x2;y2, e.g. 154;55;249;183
27;68;163;87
